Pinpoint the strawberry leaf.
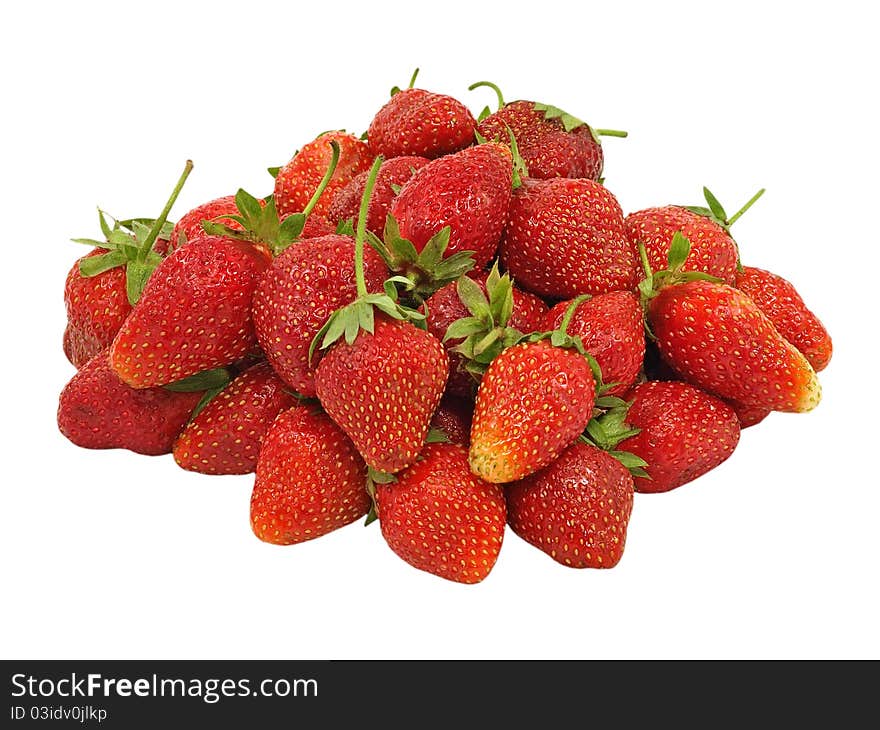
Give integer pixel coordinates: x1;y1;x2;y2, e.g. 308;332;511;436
78;250;127;277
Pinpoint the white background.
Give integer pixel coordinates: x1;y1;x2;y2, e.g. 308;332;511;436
2;0;877;660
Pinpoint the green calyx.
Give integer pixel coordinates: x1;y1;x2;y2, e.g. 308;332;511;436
203;140;341;256
163;366;233;419
638;232;724;305
390;68;420;97
468;80;505;122
309;156;426;363
532;102;628;145
369;215;476;303
474;125;528;188
682;186;765;270
580;396;649;479
72;160;193;305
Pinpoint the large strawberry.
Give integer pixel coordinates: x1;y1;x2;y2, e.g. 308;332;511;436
367;70;476;159
615;381;741;493
57;350;225;455
500;177;638;299
505;441;634;569
542;291;644;397
642;233;821;412
274;131;373;220
109;234;270;388
626;187;764;285
389;141;515;268
376;442;506;584
250;405;370;545
735;265;832;372
173;361;298;475
471;81;627;180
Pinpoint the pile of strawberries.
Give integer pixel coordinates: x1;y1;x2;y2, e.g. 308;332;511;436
58;73;831;584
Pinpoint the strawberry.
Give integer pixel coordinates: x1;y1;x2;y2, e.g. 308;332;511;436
642;233;822;412
469;312;599;483
500;177;638;299
471;81;627;180
543;291;644;397
57;350;225;455
505;440;634;568
173;361;298;475
274;131;373;220
626;187;765;284
367;70;476;159
735;265;832;372
252;234;387;397
170;194;244;248
389;142;514;268
726;399;772;429
615;381;741;493
327;155;429;235
429;395;474;446
109;235;270;388
250;405;370;545
375;442;506;584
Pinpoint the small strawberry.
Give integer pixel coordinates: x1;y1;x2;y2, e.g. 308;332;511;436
470;81;627;180
614;381;741;493
375;442;506;584
542;291;644;397
173;361;298;475
57;350;226;455
505;441;634;569
274;131;373;220
109;234;270;388
726;399;772;429
469;304;599;483
429;395;474;446
641;233;821;412
500;177;638;299
735;265;832;372
367;69;476;159
626;186;765;284
250;405;370;545
389;141;515;268
327;155;429;235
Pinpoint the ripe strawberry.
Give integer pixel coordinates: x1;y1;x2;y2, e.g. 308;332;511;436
390;142;514;268
471;83;627;180
505;441;634;568
469;338;597;483
251;234;387;397
315;313;448;473
367;71;476;159
616;381;741;493
500;177;638;299
543;291;644;397
643;234;821;412
376;442;506;584
170;194;244;248
735;265;832;372
57;350;217;455
429;395;474;446
327;155;429;235
173;361;298;475
110;235;270;388
726;399;771;429
250;405;370;545
274;131;373;220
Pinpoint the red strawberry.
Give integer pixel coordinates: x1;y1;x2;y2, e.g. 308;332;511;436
250;405;370;545
735;265;832;372
315;313;448;473
429;395;474;446
376;442;506;584
274;131;373;220
173;361;298;475
726;399;771;429
327;155;429;235
57;350;214;455
367;72;476;159
109;235;270;388
500;177;638;299
505;441;634;568
170;194;244;248
251;234;388;397
389;142;514;268
616;381;741;493
543;291;644;397
644;234;821;413
469;338;597;483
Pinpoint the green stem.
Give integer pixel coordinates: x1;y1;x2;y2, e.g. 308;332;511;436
407;68;420;89
637;240;653;279
594;129;628;138
354;156;383;298
138;160;193;262
467;80;505;110
727;188;766;227
301;141;340;218
558;294;591;337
